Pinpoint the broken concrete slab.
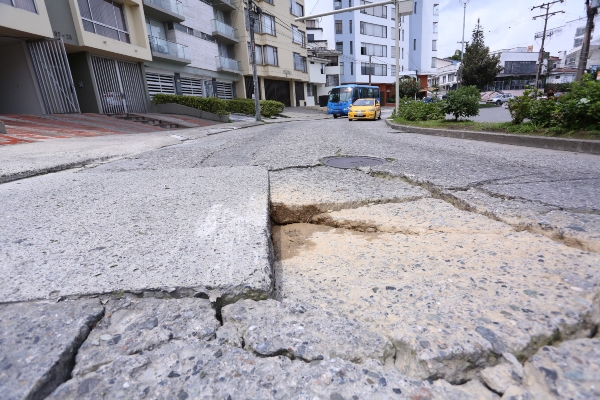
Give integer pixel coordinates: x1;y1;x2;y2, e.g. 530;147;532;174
480;361;522;395
218;299;394;363
270;166;428;224
449;188;600;253
311;198;514;234
0;166;272;303
50;338;496;399
0;300;104;400
72;297;219;377
273;201;600;384
521;338;600;399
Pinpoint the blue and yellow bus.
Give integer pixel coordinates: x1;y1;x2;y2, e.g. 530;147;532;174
327;84;381;118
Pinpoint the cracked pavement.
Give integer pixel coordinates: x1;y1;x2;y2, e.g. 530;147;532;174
1;115;599;399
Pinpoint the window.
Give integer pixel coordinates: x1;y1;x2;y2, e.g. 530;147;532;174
360;0;387;18
351;61;354;75
323;56;338;66
432;40;437;51
248;42;263;64
307;84;314;96
172;23;215;42
146;17;167;40
391;65;396;76
335;20;342;34
402;47;404;59
431;57;436;68
349;20;352;33
391;8;395;20
264;45;278;65
261;14;276;35
414;1;417;13
575;26;585;37
307;33;314;42
391;46;395;58
433;3;439;15
413;38;416;50
433;22;438;33
350;41;353;54
402;29;404;41
574;38;583;47
349;0;352;6
326;74;339;86
77;0;130;43
361;42;387;57
504;61;536;74
290;0;303;17
293;52;307;72
334;0;342;10
336;41;343;52
360;21;387;38
1;0;37;13
292;25;306;47
306;19;317;28
320;63;325;73
340;61;344;74
361;62;387;76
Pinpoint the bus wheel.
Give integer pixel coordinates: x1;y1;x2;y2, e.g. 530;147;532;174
333;114;339;119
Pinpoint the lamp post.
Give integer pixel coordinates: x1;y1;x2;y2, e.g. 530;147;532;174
459;0;469;64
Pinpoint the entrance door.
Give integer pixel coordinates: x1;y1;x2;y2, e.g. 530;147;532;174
264;79;291;106
294;81;305;106
91;55;147;114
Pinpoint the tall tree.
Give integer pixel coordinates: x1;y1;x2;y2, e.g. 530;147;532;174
462;19;503;89
447;50;462;61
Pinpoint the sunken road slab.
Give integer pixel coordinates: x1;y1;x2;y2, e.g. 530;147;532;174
273;199;600;384
0;300;104;400
0;166;272;303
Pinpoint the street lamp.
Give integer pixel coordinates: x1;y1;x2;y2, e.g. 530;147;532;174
459;0;470;64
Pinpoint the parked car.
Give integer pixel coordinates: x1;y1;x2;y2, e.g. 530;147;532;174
421;97;441;103
487;93;514;106
348;98;381;121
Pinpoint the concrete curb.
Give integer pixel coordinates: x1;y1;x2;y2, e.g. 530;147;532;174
385;119;600;155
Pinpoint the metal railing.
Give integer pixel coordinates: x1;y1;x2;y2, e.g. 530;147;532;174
212;0;235;8
148;36;189;60
217;56;240;71
144;0;183;15
212;19;236;40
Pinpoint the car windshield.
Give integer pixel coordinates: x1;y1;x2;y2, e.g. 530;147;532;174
353;99;374;106
329;88;353;103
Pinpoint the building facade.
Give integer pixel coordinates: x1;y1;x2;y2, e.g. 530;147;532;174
142;0;240;102
407;0;438;77
228;0;310;107
485;47;541;92
306;45;341;106
1;0;152;115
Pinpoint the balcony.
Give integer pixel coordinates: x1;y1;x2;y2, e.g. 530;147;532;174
143;0;185;22
216;56;241;74
212;20;238;44
149;36;190;64
211;0;236;11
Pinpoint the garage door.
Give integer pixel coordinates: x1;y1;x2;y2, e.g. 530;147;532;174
264;79;290;107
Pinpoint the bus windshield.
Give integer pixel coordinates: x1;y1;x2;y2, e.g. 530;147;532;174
329;87;353;103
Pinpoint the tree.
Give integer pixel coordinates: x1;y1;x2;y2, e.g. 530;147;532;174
441;86;480;121
447;50;462;61
391;77;420;99
462;19;503;89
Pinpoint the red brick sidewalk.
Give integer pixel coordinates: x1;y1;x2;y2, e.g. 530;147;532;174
0;113;220;146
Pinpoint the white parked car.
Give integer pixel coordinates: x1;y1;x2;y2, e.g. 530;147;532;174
487;93;514;106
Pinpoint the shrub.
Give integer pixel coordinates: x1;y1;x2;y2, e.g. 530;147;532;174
260;100;285;117
227;98;255;115
529;98;557;127
507;88;537;124
397;99;444;121
554;76;600;129
441;86;480;121
152;95;285;117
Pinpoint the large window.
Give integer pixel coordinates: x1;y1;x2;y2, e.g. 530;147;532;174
360;21;387;38
77;0;130;43
326;74;339;86
433;21;438;33
292;25;306;47
361;62;387;76
248;42;263;64
433;3;439;15
261;14;276;35
504;61;536;74
335;20;342;34
294;52;307;72
335;41;343;52
1;0;37;13
361;42;387;57
264;45;278;66
360;0;387;18
431;57;436;68
306;19;317;28
432;40;437;51
290;0;303;17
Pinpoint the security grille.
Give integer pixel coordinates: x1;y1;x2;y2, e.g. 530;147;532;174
180;77;204;97
91;55;147;113
146;73;175;98
215;82;233;100
27;38;80;114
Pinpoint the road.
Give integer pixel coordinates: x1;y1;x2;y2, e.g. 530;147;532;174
1;115;599;399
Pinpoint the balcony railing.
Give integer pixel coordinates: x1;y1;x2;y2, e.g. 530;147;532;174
144;0;183;15
149;36;189;61
217;56;240;71
212;19;238;42
211;0;236;10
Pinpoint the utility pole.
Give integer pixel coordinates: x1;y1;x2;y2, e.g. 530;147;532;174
457;0;469;89
248;0;261;121
395;1;400;108
576;0;599;81
532;0;564;96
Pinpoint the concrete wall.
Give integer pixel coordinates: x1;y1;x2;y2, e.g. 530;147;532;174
0;0;53;39
46;0;80;46
68;52;100;113
0;41;45;114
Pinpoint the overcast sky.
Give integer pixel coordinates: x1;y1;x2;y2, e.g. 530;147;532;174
437;0;590;57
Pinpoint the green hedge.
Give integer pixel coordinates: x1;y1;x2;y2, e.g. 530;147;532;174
152;94;285;118
394;98;444;121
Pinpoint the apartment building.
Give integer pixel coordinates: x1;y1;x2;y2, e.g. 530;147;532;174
428;57;458;93
304;0;416;104
227;0;309;107
408;0;438;80
306;43;341;106
0;0;152;115
142;0;240;101
485;47;541;92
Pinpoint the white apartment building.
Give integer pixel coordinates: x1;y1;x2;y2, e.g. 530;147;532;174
486;47;541;91
408;0;438;76
428;57;459;92
143;0;240;101
306;43;341;106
